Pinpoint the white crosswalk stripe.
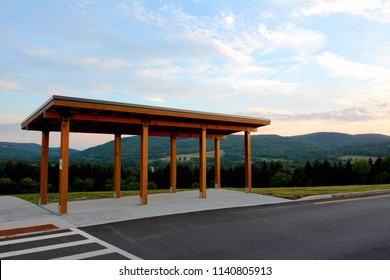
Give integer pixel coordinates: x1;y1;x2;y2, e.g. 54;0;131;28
0;228;142;260
55;248;114;260
0;231;76;246
0;239;94;259
70;228;142;260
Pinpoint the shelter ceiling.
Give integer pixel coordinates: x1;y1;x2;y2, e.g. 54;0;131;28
21;96;270;138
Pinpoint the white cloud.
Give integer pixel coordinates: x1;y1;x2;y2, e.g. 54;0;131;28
292;0;390;23
50;85;74;96
135;65;182;79
219;11;236;29
118;0;166;26
244;105;384;123
119;2;325;70
256;101;390;136
229;78;297;96
80;57;130;71
311;52;390;122
210;39;253;65
315;51;390;83
165;6;253;65
246;106;292;116
0;81;20;92
258;22;326;54
19;44;55;58
261;11;275;20
144;97;165;103
259;117;390;137
89;83;116;95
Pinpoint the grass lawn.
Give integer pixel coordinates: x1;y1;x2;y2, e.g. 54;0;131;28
9;184;390;203
228;184;390;199
12;189;194;204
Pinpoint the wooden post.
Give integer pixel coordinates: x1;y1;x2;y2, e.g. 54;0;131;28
199;127;207;198
39;131;49;205
114;134;121;199
214;137;221;189
245;131;252;193
59;118;70;214
170;136;177;193
140;123;149;205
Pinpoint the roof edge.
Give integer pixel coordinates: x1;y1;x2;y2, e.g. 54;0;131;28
49;95;271;124
21;96;55;129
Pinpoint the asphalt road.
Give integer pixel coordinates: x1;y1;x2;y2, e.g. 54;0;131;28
82;194;390;260
0;228;134;260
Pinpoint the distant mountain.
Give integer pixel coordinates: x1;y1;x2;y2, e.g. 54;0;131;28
0;142;79;162
1;132;390;167
291;132;390;149
73;136;217;167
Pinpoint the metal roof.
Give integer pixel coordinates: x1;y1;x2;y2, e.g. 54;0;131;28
21;95;270;138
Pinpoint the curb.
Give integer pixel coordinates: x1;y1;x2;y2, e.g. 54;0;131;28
0;224;59;238
331;189;390;199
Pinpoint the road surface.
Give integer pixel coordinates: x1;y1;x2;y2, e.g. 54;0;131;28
2;194;389;260
82;194;390;259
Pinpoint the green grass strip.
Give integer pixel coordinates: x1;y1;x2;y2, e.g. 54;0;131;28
228;184;390;199
9;184;390;203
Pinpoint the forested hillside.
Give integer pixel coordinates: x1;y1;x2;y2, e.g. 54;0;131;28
1;132;390;168
2;133;390;195
0;142;79;162
1;156;390;195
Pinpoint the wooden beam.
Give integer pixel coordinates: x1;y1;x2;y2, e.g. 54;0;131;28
59;118;70;214
140;123;149;205
199;127;207;198
51;98;271;126
114;134;121;198
148;119;258;132
69;113;140;125
39;131;49;205
170;136;177;193
245;131;252;193
43;111;258;132
214;138;221;189
21;98;55;130
149;131;227;139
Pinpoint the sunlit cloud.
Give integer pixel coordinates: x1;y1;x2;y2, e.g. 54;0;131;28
80;57;131;71
118;0;166;27
1;0;390;148
315;51;390;82
144;97;165;103
218;11;236;29
49;85;74;96
0;81;20;92
244;105;388;122
261;11;275;20
292;0;390;23
258;23;326;54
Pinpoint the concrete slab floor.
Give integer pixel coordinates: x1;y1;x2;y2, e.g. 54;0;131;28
0;189;290;232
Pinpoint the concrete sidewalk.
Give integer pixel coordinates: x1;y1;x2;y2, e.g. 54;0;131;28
0;196;74;232
0;189;289;234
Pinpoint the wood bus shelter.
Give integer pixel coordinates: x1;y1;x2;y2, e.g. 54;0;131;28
21;95;270;214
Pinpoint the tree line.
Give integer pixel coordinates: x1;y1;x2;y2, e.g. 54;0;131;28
1;157;390;195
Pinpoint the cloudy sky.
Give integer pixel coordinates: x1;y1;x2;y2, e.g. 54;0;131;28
1;0;390;149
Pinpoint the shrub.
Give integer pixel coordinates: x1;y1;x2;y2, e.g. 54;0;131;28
270;171;293;188
19;177;39;194
0;178;17;194
71;177;94;192
122;175;140;190
148;182;157;190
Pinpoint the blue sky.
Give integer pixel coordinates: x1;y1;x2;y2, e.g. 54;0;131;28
1;0;390;149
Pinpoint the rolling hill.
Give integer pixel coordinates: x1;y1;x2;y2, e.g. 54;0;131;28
0;142;79;162
1;132;390;167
